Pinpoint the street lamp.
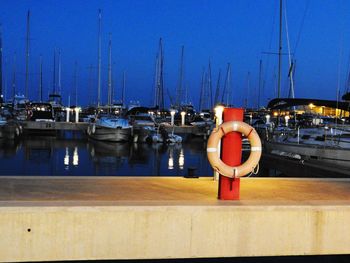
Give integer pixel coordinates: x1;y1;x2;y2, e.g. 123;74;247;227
214;105;224;126
213;105;225;181
180;111;186;126
170;110;176;126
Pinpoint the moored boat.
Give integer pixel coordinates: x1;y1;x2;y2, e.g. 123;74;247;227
87;116;132;142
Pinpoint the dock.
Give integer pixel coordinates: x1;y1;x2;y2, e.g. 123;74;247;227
20;121;89;131
1;177;350;262
163;124;211;139
15;121;210;139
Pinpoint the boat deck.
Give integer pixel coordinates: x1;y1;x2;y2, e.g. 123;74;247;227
1;177;350;262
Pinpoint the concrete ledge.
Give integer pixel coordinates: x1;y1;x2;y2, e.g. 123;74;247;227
1;177;350;262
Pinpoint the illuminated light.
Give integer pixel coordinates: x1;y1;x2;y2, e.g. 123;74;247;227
273;112;278;117
284;115;290;127
179;149;184;170
180;111;186;126
170;110;176;126
214;105;224;118
73;147;79;166
64;147;69;166
168;156;174;170
309;103;315;109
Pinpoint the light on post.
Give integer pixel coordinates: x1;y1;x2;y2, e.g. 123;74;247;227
213;105;224;181
170;110;176;126
214;105;224;126
66;108;71;122
284;115;290;127
75;107;81;123
180;111;186;126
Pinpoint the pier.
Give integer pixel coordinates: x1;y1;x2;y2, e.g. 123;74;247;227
14;121;210;139
163;124;211;139
20;120;89;132
1;177;350;262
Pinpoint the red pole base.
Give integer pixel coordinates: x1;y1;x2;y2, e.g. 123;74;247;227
218;108;243;200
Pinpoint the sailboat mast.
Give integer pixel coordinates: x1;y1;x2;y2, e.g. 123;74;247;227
25;10;30;99
277;0;282;99
153;53;158;108
58;49;61;95
159;39;164;110
88;64;93;105
39;55;43;101
214;69;221;106
122;70;126;106
258;59;262;109
12;53;16;98
208;60;212;109
176;45;184;107
52;49;56;94
97;9;102;108
221;63;231;106
199;69;205;112
155;38;164;110
74;61;78;106
108;33;112;108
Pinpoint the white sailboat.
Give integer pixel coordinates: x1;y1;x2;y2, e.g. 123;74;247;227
87;27;131;142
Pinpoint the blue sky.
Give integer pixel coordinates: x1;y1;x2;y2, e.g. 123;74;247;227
1;0;350;109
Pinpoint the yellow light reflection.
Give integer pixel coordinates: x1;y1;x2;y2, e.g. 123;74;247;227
64;147;69;166
73;147;79;166
168;156;174;170
179;149;184;170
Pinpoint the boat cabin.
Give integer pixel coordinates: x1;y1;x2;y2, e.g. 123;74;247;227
28;102;54;121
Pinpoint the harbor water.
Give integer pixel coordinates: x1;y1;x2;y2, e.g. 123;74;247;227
0;132;212;177
1;132;348;178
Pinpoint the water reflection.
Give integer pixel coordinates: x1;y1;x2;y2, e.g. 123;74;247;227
0;136;212;176
179;148;184;170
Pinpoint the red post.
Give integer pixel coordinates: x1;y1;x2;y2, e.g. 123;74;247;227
218;108;243;200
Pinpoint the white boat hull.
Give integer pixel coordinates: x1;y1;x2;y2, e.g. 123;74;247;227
265;140;350;169
88;125;131;142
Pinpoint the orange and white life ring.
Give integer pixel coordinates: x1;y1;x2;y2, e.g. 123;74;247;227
207;121;262;178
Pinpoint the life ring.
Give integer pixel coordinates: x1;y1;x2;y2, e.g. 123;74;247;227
207;121;262;178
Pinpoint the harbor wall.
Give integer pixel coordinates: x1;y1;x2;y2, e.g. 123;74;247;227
1;203;350;262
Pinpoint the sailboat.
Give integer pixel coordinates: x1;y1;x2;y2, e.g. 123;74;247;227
87;27;131;142
259;1;350;176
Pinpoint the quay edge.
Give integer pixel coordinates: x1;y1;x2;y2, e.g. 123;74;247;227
1;177;350;262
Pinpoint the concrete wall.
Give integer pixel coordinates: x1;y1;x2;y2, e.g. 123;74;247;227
1;204;350;262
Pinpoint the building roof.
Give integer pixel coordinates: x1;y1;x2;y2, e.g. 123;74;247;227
267;98;350;111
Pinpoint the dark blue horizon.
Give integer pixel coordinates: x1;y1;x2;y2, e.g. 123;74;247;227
1;0;350;110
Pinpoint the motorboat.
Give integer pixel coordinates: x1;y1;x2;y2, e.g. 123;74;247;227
149;125;182;144
265;125;350;171
87;116;132;142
